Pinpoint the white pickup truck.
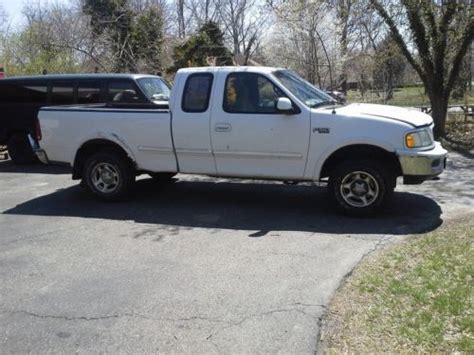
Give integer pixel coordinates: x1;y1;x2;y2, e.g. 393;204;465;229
30;66;447;215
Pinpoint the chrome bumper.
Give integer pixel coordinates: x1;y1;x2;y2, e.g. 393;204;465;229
397;142;447;178
27;135;49;164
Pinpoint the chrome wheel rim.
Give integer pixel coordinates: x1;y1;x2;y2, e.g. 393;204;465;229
340;171;379;208
91;162;120;194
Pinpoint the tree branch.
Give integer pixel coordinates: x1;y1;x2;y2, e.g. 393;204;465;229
445;18;474;96
400;0;434;78
369;0;427;85
433;1;457;78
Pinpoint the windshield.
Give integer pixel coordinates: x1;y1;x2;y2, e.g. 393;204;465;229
273;70;336;108
137;77;171;102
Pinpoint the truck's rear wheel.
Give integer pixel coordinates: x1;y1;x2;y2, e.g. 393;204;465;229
7;133;37;165
329;160;394;216
83;151;135;201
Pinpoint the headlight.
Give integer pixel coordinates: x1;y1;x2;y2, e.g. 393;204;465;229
405;128;433;148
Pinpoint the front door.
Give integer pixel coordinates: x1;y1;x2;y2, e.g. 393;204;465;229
210;71;310;179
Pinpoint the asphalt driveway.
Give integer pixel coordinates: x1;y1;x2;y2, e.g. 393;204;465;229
0;152;473;353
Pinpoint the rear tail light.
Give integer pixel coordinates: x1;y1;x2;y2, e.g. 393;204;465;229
34;117;42;141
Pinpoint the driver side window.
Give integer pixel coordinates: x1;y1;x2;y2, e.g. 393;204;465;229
223;73;286;114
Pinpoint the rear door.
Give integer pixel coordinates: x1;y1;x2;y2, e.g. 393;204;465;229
171;72;216;174
210;71;311;179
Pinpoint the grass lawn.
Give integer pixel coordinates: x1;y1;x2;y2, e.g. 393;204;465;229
347;86;474;107
321;217;474;353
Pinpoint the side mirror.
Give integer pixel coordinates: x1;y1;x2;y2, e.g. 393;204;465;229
276;97;294;114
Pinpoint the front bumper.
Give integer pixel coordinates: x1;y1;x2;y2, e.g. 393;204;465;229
27;135;49;164
397;141;447;182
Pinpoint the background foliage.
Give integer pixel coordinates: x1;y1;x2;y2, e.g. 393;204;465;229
0;0;472;137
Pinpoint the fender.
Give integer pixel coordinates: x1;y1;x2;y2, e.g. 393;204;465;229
309;137;396;180
72;131;137;165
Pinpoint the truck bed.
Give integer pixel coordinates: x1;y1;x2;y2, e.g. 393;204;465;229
38;104;176;173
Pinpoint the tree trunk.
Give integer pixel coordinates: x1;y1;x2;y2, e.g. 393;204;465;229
385;63;394;101
337;0;350;94
429;91;449;139
177;0;185;39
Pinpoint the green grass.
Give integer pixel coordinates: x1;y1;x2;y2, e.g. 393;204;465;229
323;219;474;353
347;86;474;107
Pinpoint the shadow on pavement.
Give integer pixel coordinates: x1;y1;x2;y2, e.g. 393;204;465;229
3;177;443;236
0;161;70;175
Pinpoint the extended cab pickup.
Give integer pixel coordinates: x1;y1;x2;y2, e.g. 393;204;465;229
31;66;447;215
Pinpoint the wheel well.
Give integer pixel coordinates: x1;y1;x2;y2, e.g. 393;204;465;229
72;139;133;180
319;144;402;179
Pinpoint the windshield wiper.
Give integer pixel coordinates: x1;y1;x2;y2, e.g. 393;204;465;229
310;100;338;108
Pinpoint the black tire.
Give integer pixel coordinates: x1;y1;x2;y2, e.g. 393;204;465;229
7;133;37;165
148;172;177;182
83;150;135;201
328;160;395;216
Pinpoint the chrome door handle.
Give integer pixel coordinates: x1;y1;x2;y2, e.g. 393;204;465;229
215;123;232;132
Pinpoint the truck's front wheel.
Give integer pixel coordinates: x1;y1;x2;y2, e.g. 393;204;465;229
83;151;135;201
329;160;394;216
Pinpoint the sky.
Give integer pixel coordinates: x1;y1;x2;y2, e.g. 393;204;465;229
1;0;71;28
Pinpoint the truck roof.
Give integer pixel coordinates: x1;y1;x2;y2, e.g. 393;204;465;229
0;73;160;82
176;66;286;74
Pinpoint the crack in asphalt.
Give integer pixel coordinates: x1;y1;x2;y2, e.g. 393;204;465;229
0;309;231;325
1;310;148;322
2;302;328;352
204;302;327;350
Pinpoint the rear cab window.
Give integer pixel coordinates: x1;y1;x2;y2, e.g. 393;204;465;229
181;73;213;113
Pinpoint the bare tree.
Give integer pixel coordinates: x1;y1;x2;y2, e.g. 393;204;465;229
169;0;225;40
268;0;336;88
176;0;186;38
185;0;221;26
219;0;268;65
321;0;357;93
0;4;6;29
370;0;474;138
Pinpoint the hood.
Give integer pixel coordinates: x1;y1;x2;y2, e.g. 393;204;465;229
332;103;432;128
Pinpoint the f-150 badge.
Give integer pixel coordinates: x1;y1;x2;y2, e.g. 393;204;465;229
313;127;330;134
